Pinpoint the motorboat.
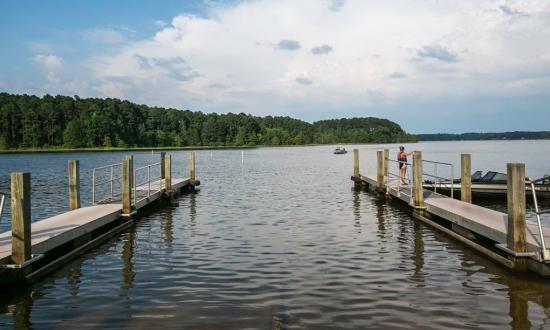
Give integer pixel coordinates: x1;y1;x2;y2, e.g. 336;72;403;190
424;171;550;200
334;146;348;154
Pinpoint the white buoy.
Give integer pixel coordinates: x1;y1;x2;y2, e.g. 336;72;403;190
241;151;244;164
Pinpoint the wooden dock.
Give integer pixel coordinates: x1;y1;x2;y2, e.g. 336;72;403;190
352;149;550;277
0;153;199;285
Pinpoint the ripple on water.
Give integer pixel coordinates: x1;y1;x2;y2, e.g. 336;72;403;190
1;145;550;329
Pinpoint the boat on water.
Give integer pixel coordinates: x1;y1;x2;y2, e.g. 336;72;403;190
334;146;348;154
424;170;550;200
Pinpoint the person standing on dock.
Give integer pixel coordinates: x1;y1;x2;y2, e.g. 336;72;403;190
398;146;414;185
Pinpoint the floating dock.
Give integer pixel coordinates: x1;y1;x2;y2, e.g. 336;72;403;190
351;149;550;277
0;152;199;285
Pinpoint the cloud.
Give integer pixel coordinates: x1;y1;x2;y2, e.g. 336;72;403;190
78;28;127;44
19;0;550;128
388;72;407;79
311;44;333;55
414;45;458;63
33;54;63;82
328;0;346;12
296;77;313;85
499;5;525;16
277;39;301;51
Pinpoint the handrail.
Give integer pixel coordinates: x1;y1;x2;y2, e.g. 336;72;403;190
385;157;412;198
422;159;454;199
422;159;453;166
92;163;121;205
93;163;122;171
527;179;549;261
133;162;162;206
0;193;5;221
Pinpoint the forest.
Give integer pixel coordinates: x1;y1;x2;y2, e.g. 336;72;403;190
417;131;550;141
0;93;415;149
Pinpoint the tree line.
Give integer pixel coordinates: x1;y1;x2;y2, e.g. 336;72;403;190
0;93;415;149
417;131;550;141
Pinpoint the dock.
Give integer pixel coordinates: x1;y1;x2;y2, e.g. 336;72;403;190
0;152;199;285
351;149;550;277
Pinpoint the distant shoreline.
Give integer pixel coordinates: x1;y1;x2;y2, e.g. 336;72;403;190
0;141;422;154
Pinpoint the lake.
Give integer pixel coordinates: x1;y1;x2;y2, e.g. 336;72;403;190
0;140;549;329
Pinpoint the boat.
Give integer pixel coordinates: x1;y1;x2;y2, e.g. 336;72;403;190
334;146;348;154
423;171;550;200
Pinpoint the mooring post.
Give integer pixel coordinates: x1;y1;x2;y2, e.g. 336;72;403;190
164;153;172;192
461;154;472;203
11;172;31;264
160;151;166;179
68;160;80;210
383;149;389;180
507;163;527;260
122;155;134;215
189;151;196;183
353;149;359;178
376;150;385;189
412;151;425;209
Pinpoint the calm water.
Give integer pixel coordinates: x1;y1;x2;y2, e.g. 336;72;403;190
0;141;549;329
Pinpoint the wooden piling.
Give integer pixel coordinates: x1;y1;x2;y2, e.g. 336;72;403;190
189;151;196;183
461;154;472;203
164;153;172;192
353;149;359;178
383;149;389;179
507;163;527;256
68;160;80;210
376;150;384;189
412;151;425;209
11;172;31;264
160;152;166;179
122;155;134;215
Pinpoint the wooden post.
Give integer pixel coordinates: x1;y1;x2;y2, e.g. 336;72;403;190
353;149;359;178
68;160;80;210
412;151;424;209
11;172;31;264
507;163;526;254
461;154;472;203
160;152;166;179
383;149;389;179
164;153;172;192
122;155;134;215
189;151;196;182
377;150;384;188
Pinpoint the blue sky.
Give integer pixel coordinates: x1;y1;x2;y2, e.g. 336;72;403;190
1;0;550;134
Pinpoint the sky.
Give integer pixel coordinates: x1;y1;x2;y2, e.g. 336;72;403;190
1;0;549;134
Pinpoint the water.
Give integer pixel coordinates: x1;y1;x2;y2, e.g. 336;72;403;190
0;141;549;329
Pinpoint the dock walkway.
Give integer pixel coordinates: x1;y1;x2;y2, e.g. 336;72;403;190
357;174;550;276
0;178;190;264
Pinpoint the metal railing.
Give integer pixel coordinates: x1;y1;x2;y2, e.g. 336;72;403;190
385;158;412;198
422;159;455;199
528;177;550;261
0;191;8;221
133;162;162;206
92;163;121;205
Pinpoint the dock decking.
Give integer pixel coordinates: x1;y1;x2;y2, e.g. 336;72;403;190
356;174;550;276
0;178;192;265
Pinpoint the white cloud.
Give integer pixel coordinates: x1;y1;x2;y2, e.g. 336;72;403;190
68;0;550;117
33;54;63;82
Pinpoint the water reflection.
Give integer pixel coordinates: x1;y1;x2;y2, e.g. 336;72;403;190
121;231;135;290
412;223;425;277
1;144;550;328
352;187;362;234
